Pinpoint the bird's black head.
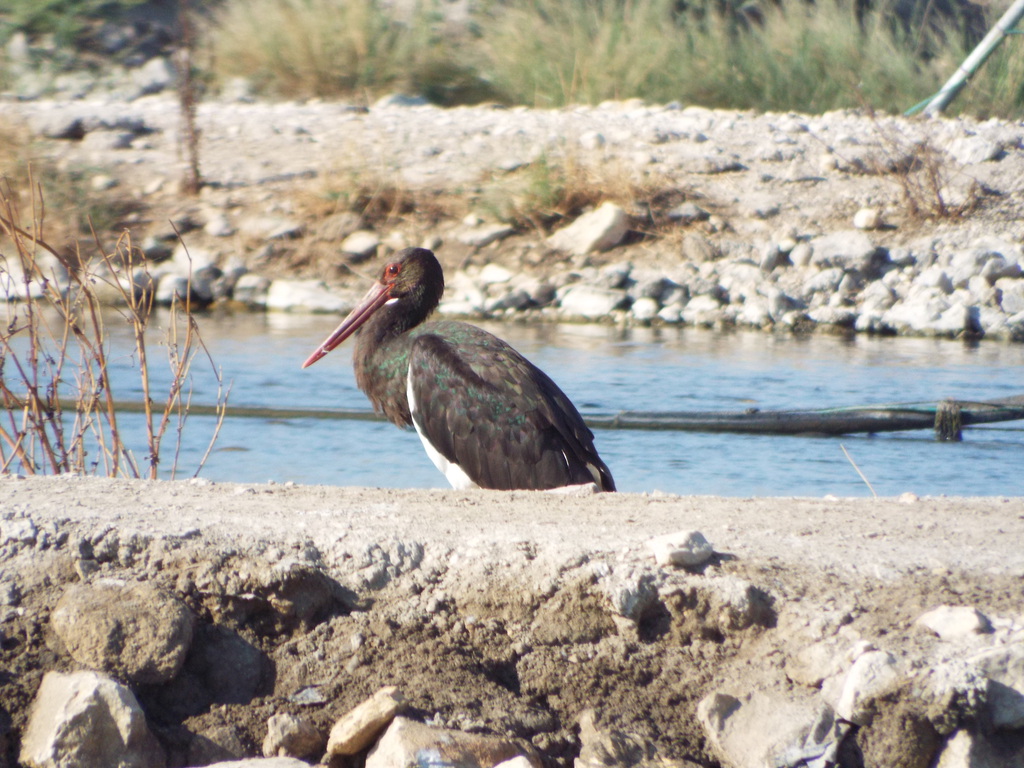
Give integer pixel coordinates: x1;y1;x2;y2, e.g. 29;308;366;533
301;248;446;369
380;247;445;320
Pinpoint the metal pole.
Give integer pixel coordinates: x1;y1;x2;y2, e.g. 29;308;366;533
923;0;1024;116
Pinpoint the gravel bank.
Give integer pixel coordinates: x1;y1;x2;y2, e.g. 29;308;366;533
4;94;1023;341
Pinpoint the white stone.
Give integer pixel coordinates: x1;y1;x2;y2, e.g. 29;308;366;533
697;691;840;768
969;642;1024;730
456;224;515;248
949;248;1011;288
558;285;627;320
680;294;724;325
496;757;536;768
0;254;66;301
738;296;772;327
809;230;886;275
155;274;191;305
934;726;1024;768
980;255;1022;283
789;242;814;267
262;713;323;759
239;216;303;241
787;638;845;688
807;306;855;327
853;207;883;230
340;230;381;260
916;266;954;294
204;213;236;237
599;568;658;622
90;173;118;191
955;285;981;307
233;274;271;306
657;305;682;323
172;242;218;272
20;670;165;768
1;516;37;545
547;202;629;255
647;530;714;567
131;56;176;96
946;135;1002;165
882;288;953;333
833;650;900;725
366;717;535;768
478;263;515;285
326;686;406;756
915;606;992;640
266;279;350;313
630;296;660;321
802;267;845;297
996;278;1024;315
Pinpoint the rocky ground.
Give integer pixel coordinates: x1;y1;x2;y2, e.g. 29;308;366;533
2;475;1024;768
2;90;1023;340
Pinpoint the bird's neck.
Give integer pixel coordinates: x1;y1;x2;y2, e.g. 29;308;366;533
352;304;427;427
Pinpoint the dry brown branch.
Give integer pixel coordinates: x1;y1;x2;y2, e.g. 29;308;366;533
0;176;227;479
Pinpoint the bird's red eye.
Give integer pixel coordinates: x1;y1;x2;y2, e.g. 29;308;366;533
385;263;401;279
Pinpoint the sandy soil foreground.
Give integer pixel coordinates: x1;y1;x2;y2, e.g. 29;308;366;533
2;476;1023;767
3;477;1022;578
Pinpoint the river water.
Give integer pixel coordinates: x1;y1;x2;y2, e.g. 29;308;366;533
42;310;1024;497
82;308;1024;498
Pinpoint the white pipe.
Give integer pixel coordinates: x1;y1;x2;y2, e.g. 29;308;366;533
923;0;1024;116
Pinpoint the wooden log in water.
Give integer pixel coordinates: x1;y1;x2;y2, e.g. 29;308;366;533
586;395;1024;437
85;395;1024;438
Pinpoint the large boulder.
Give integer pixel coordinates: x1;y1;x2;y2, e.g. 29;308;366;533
50;580;194;685
20;670;165;768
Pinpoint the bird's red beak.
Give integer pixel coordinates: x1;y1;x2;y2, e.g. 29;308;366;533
301;280;392;368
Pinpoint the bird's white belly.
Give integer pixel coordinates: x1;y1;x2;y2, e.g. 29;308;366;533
408;367;480;490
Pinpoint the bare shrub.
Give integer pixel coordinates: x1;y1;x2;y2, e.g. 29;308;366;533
0;177;228;478
869;118;983;221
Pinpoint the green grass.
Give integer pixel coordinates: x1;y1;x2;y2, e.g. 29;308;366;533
199;0;1022;116
0;0;148;48
205;0;492;103
476;0;688;107
674;0;971;114
3;0;1020;117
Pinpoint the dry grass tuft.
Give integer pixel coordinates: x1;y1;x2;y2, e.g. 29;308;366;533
869;118;983;222
0;118;145;248
474;152;694;235
298;167;462;229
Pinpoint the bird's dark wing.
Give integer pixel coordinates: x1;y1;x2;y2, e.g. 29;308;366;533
407;325;615;491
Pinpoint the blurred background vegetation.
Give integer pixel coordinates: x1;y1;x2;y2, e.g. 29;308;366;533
1;0;1022;117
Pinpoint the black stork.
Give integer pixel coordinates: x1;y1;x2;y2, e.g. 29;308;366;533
302;247;616;492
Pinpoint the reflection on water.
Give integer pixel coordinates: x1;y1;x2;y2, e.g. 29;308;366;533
16;308;1024;496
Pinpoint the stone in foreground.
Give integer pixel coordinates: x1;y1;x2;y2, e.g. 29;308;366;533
915;605;993;640
262;713;324;759
20;670;165;768
366;716;539;768
647;530;714;567
326;685;406;756
50;580;194;684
